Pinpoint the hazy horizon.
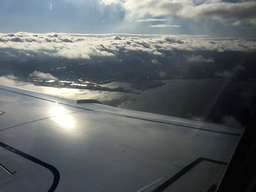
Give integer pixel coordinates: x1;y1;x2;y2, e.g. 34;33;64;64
1;0;256;38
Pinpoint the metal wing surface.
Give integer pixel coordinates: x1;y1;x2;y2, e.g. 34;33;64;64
0;85;244;192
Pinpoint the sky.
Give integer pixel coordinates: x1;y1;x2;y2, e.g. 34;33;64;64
1;0;256;37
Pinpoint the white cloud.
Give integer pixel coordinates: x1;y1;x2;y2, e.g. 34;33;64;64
0;75;17;86
215;65;246;79
188;55;214;63
0;75;31;87
0;33;116;59
150;25;180;28
0;32;255;62
100;0;256;26
29;71;59;81
181;1;256;26
121;0;186;18
137;19;168;22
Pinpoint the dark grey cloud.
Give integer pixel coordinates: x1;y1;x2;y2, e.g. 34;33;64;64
7;34;15;37
10;37;23;42
48;34;59;38
164;37;184;44
61;38;73;43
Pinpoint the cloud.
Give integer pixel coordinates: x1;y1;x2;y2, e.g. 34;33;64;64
233;65;246;72
1;32;255;128
188;55;214;63
61;38;73;43
0;75;18;86
0;33;116;59
100;0;256;26
0;75;31;87
10;37;23;42
0;32;255;63
215;65;246;78
113;36;122;40
159;71;166;78
150;25;181;28
164;36;184;44
100;0;121;5
137;19;167;22
152;59;160;64
223;115;242;127
181;1;256;26
29;71;59;81
121;0;185;17
215;70;234;79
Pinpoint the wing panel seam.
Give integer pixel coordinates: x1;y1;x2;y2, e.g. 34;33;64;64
152;157;228;192
0;142;60;192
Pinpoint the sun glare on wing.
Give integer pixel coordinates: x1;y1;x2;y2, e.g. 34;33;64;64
50;103;75;129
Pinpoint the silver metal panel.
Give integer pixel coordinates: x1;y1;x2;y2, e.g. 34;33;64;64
0;85;244;191
0;86;82;131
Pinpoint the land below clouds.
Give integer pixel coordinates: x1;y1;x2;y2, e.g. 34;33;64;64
1;32;256;128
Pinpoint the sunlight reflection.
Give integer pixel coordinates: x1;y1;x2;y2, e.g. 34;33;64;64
50;103;75;129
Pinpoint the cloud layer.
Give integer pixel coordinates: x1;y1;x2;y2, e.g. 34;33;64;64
100;0;256;26
1;32;255;84
0;32;255;61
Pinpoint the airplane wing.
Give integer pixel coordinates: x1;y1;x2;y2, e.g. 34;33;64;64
0;84;244;192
